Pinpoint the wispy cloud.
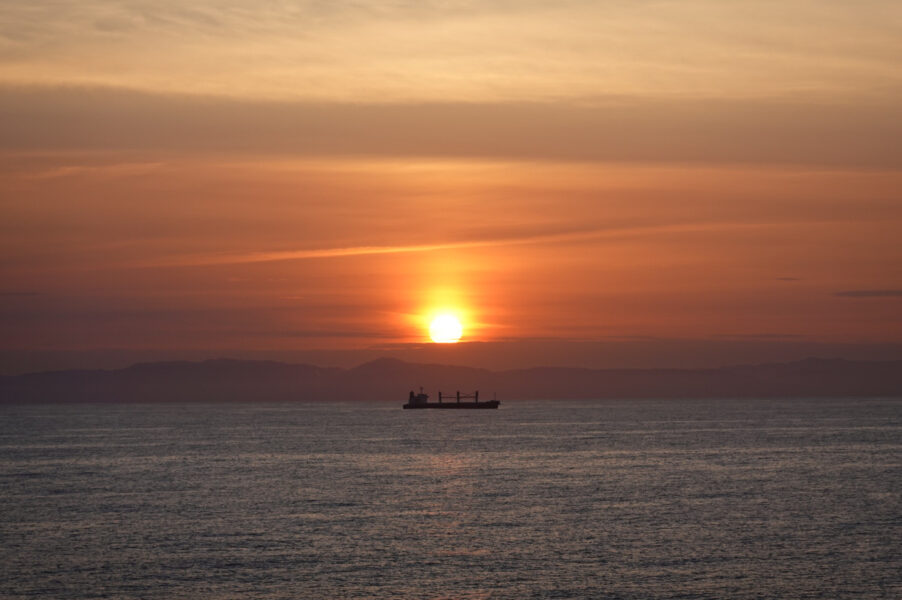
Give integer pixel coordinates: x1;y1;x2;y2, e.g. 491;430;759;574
2;1;899;102
712;333;806;339
145;232;596;267
143;222;771;268
835;289;902;297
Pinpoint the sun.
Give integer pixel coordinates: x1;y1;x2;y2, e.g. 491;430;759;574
429;314;463;343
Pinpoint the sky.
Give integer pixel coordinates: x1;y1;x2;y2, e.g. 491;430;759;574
1;0;901;374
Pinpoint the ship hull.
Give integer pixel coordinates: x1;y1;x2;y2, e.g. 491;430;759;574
403;401;500;409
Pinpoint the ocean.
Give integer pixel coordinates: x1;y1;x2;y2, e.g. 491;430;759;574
1;398;900;599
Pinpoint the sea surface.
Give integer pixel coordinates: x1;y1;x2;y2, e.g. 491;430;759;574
1;398;900;599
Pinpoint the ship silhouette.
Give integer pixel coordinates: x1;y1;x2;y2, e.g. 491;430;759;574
403;387;499;409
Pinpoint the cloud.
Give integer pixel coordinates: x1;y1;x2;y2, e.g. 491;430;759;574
712;333;807;339
139;232;593;267
2;85;901;167
141;222;768;268
835;289;902;297
283;328;398;339
2;1;900;104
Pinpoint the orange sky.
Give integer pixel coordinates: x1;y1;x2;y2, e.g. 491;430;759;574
1;1;901;373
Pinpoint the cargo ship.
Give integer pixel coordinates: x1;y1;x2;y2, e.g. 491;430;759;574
403;388;499;409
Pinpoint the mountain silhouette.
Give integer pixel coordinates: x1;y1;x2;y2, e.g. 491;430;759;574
1;357;900;403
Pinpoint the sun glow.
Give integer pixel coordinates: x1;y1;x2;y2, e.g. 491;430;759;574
429;314;463;343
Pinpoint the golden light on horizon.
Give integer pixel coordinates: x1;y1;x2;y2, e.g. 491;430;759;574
429;314;463;344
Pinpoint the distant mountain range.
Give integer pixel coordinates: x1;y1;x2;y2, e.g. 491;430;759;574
1;357;900;403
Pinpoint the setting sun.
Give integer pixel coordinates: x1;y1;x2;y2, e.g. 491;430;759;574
429;314;463;343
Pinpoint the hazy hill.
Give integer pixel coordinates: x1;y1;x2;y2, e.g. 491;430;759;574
1;357;901;403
